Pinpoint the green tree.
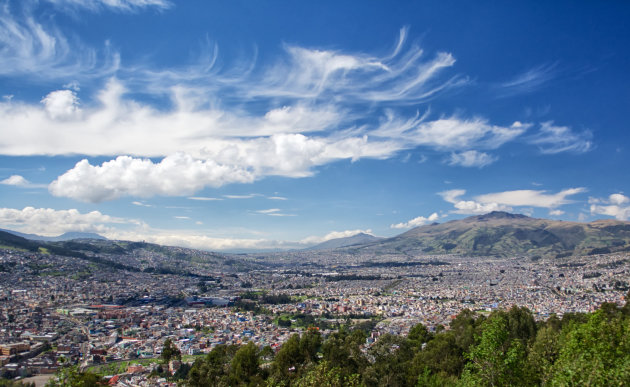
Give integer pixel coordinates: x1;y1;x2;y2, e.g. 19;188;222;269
46;365;105;386
550;308;630;385
293;361;362;387
187;344;238;387
229;341;263;385
160;338;181;364
461;314;527;386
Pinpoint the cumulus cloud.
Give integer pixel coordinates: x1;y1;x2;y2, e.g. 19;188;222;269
529;122;592;154
41;90;81;120
0;206;134;235
447;150;497;167
589;193;630;220
390;212;439;229
1;175;30;187
48;154;256;202
549;209;565;216
0;174;46;188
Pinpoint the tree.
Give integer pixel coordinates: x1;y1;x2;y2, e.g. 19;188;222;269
550;308;630;385
46;365;105;386
229;341;262;385
294;361;362;387
161;338;181;365
461;314;527;386
188;344;238;387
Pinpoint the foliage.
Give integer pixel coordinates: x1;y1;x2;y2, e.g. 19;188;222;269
45;365;106;386
161;338;181;364
183;300;630;387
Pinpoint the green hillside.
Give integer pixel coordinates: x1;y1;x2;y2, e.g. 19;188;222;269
355;212;630;257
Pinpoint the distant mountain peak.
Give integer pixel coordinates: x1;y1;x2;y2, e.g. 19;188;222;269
476;211;529;220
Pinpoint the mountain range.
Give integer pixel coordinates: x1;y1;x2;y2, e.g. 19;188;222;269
2;211;630;259
344;211;630;258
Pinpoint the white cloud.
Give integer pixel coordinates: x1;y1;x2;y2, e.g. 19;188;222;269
529;122;592;154
590;193;630;220
0;174;46;188
131;201;152;207
0;5;119;81
549;209;565;216
1;175;30;187
475;188;585;208
371;114;528;150
300;229;373;245
391;212;439;229
439;188;585;215
499;63;557;95
45;0;172;12
440;189;509;214
0;206;135;235
256;208;281;214
224;194;259;199
187;196;223;201
268;196;287;201
48;154;256;202
41;90;81;120
447;150;496;167
174;216;190;220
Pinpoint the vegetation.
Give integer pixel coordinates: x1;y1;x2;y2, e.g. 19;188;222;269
185;297;630;386
45;295;630;386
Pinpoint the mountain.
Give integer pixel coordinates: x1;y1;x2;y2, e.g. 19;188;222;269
0;228;107;242
307;233;384;250
347;211;630;258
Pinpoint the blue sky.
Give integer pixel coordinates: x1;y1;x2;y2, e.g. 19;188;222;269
0;0;629;251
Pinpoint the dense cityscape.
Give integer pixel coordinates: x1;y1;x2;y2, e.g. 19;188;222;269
1;240;628;385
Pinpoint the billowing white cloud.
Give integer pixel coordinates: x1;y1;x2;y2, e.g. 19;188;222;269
529;122;592;154
447;150;496;167
0;206;135;235
48;154;256;202
41;90;81;120
390;212;439;229
1;175;30;187
589;193;630;220
300;229;373;245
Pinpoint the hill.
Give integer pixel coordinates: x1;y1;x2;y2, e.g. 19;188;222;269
348;211;630;258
